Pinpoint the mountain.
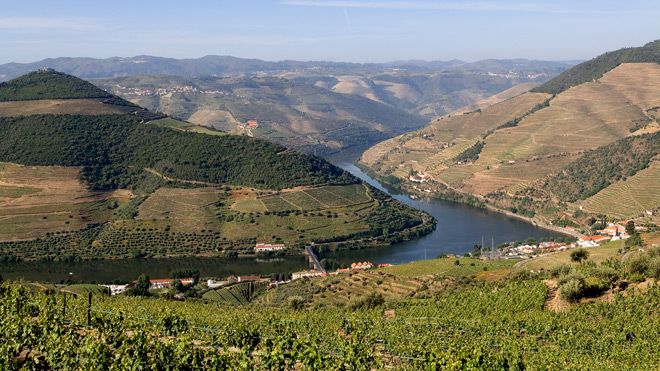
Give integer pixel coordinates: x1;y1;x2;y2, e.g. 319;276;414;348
94;75;428;156
359;40;660;230
93;70;557;156
0;55;575;80
0;70;434;261
0;56;574;157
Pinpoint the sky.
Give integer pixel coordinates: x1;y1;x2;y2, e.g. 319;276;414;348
0;0;658;64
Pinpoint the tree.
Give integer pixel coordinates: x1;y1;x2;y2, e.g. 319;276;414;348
570;248;589;263
625;221;636;236
625;233;643;249
320;258;339;271
129;274;151;296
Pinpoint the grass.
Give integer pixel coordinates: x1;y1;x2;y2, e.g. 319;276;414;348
0;185;40;198
0;162;120;241
150;118;227;136
382;256;518;278
0;99;132;116
61;284;110;296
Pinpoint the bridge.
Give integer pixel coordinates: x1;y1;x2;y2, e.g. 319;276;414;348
304;245;325;272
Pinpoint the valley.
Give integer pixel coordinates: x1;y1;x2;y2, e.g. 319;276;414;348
0;70;432;262
360;41;660;234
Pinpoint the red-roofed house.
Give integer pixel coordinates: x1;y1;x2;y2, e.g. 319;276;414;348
350;261;374;270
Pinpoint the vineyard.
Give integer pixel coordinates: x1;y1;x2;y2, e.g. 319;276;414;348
2;272;658;369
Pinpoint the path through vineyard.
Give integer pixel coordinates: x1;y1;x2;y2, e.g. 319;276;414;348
543;279;568;312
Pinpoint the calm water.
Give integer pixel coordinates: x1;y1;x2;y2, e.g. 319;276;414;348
0;162;561;282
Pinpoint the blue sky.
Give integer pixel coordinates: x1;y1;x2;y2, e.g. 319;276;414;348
0;0;658;63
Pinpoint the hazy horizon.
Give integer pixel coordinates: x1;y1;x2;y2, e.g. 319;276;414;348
1;0;658;64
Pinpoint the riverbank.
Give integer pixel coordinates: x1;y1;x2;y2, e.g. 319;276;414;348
2;164;564;282
353;162;579;240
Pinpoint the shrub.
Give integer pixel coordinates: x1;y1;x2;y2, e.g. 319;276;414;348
626;254;650;276
288;295;305;310
558;272;585;286
510;269;537;281
559;279;585;302
349;292;385;310
549;264;572;278
570;248;589;263
649;257;660;279
590;266;619;285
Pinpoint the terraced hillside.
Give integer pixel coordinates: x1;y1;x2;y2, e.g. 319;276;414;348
579;160;660;219
0;70;432;260
360;41;660;227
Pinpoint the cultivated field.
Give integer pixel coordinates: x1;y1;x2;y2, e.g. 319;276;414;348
0;162;123;241
0;99;132;116
134;184;375;246
149;117;227;136
579;160;660;218
478;63;660;165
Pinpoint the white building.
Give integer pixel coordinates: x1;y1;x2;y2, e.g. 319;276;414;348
255;243;286;252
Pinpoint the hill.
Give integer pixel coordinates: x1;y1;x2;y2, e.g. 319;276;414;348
533;40;660;95
544;132;659;202
0;70;433;260
93;69;556;156
0;69;113;102
360;41;660;230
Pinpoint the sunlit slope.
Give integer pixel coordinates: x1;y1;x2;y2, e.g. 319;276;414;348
361;63;660;197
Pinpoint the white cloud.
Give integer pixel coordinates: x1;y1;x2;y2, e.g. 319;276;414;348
0;17;96;30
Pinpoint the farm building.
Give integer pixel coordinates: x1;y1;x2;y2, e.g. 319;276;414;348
255;243;286;252
597;224;629;238
292;270;326;280
350;261;374;270
148;277;194;290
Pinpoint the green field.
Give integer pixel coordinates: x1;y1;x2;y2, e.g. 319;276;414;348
150;117;227;136
382;256;518;278
0;185;40;198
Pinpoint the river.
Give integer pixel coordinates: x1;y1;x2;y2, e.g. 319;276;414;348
0;163;560;283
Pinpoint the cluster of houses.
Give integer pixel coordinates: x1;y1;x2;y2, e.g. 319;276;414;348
110;84;225;97
100;276;196;295
290;261;392;281
409;172;431;183
239;120;259;129
503;222;634;257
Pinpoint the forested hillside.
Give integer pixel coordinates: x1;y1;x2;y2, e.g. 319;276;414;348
0;114;355;190
533;39;660;94
0;70;115;101
544;132;660;202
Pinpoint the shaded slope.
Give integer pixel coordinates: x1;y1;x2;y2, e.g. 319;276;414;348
544;132;659;202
